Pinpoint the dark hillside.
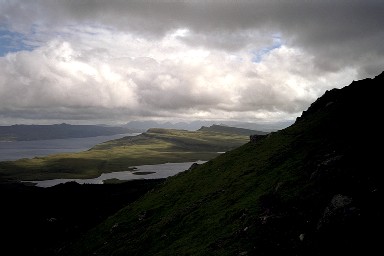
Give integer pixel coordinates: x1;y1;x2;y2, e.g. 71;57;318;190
0;179;165;256
59;72;383;256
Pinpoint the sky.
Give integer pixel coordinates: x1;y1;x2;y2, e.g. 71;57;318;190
0;0;383;126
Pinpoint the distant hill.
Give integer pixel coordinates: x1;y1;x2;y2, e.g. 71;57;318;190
198;124;268;136
57;72;383;255
0;123;133;141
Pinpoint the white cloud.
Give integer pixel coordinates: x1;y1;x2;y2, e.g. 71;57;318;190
0;0;382;125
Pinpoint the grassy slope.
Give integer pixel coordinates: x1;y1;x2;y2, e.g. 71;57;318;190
61;74;383;255
0;127;252;181
61;122;315;256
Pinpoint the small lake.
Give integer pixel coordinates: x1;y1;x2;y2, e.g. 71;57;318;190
26;161;207;187
0;133;139;161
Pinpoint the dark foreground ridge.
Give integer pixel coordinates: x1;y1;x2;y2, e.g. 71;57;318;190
0;179;165;256
3;71;384;256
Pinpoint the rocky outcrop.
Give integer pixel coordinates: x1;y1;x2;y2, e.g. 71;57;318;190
317;194;355;230
249;134;266;143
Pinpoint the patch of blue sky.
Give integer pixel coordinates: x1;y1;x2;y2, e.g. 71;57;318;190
0;28;35;56
251;34;282;63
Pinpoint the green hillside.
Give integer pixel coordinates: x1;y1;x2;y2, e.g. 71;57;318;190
0;126;254;181
60;72;383;255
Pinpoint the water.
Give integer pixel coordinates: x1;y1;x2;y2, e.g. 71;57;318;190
1;134;207;187
0;133;138;161
26;160;206;187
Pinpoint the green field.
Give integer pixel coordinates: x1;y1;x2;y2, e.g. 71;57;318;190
0;127;253;181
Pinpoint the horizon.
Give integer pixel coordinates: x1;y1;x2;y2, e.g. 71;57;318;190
1;1;383;125
0;118;295;132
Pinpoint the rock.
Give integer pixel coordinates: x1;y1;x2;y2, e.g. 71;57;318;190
188;162;199;171
249;134;266;143
317;194;353;230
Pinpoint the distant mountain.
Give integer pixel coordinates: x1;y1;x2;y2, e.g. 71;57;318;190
58;72;383;255
0;123;133;141
123;120;292;132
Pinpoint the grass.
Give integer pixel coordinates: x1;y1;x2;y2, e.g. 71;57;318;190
59;127;305;256
0;128;251;181
60;78;378;256
61;110;372;255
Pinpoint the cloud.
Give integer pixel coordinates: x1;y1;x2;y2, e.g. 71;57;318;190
0;0;382;125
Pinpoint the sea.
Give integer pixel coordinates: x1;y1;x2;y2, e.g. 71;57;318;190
0;133;138;162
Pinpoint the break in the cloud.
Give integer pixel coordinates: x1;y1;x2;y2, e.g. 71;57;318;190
0;0;383;126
